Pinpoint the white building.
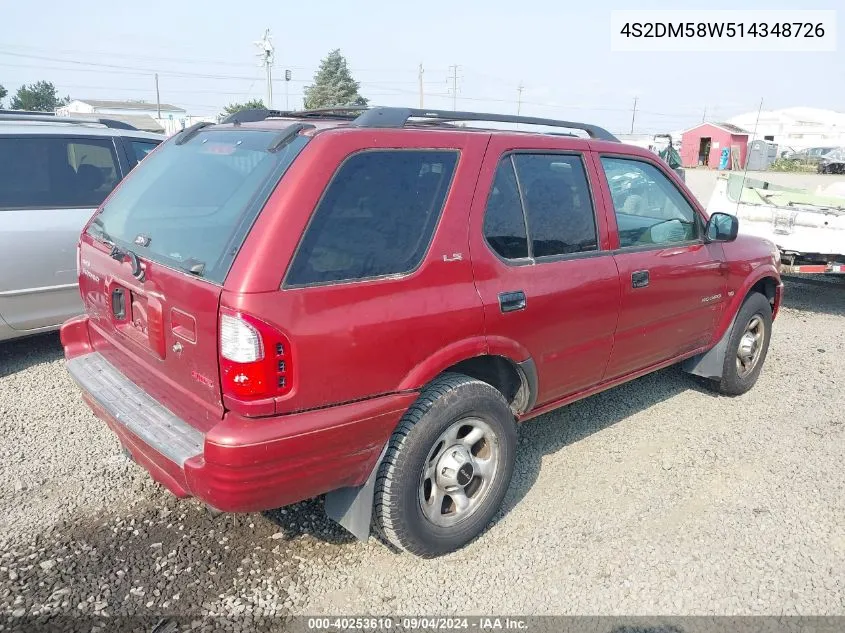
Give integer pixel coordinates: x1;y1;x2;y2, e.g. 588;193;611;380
56;99;200;135
726;107;845;151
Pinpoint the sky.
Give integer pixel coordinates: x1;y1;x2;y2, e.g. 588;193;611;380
1;0;841;134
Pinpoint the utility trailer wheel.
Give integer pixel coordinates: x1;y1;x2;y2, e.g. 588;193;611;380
373;373;517;558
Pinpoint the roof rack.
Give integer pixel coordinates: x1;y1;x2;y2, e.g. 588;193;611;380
221;107;364;125
354;108;619;141
0;109;57;116
0;112;137;130
221;106;618;142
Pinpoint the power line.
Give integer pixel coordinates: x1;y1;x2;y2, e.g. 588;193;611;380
0;53;440;93
0;49;749;130
0;44;446;76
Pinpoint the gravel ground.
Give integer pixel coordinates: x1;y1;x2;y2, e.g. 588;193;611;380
1;275;843;625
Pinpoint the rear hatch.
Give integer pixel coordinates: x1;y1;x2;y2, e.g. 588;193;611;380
78;125;309;431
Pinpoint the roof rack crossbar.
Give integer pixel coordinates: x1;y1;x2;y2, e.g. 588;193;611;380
221;107;365;125
0;113;139;130
352;107;619;141
174;121;213;145
267;123;315;152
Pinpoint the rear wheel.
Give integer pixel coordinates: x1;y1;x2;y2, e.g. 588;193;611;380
714;292;772;396
373;373;517;557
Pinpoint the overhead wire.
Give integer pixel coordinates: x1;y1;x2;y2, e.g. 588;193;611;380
0;49;754;130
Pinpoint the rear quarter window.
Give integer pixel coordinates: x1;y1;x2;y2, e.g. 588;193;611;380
285;149;459;287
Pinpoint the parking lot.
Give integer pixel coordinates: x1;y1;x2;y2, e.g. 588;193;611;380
1;271;843;620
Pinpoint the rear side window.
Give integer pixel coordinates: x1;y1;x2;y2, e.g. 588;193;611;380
286;150;459;287
482;153;597;260
515;154;597;257
89;129;308;284
0;136;120;210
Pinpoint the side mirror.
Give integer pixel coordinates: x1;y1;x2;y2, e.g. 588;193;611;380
705;212;739;242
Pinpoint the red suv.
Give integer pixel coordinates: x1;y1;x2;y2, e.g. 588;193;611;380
62;107;783;557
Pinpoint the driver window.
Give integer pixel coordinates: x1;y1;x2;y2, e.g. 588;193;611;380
600;157;700;248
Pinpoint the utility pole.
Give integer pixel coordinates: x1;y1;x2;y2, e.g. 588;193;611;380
254;29;274;108
154;73;161;119
418;63;424;108
630;96;638;134
448;64;461;111
702;106;707;123
517;82;524;116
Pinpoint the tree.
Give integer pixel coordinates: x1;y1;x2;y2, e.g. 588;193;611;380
221;99;265;118
10;81;69;112
303;49;368;110
0;84;7;108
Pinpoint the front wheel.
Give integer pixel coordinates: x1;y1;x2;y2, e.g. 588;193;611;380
715;292;773;396
373;373;517;557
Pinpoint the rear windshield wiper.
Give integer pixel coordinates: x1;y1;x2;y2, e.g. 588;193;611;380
89;216;114;245
180;258;206;277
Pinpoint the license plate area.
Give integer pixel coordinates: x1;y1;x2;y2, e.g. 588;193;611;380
112;287;166;358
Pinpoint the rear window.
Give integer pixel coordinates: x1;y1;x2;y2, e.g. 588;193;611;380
0;136;120;210
88;129;308;284
285;149;459;287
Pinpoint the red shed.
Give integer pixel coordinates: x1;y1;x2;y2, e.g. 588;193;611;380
680;122;749;169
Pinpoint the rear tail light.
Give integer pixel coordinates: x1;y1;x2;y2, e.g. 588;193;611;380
220;314;263;362
219;310;292;400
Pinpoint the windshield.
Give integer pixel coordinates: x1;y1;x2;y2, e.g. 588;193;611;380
88;128;309;284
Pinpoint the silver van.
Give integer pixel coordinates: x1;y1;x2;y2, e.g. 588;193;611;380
0;113;163;341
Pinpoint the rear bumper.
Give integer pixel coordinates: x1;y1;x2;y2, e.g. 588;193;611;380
63;326;416;512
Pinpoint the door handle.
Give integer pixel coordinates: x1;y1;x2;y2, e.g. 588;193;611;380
499;291;527;313
631;270;650;288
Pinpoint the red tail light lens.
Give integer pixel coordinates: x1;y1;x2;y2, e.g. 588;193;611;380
219;309;292;400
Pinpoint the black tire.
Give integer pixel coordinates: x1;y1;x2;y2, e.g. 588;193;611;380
715;292;772;396
373;373;517;557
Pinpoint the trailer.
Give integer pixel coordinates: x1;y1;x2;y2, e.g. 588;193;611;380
707;173;845;276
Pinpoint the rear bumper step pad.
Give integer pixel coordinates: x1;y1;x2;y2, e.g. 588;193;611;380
66;352;203;466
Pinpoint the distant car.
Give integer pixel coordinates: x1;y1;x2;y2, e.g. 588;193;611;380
817;148;845;174
0;113;163;342
789;146;839;165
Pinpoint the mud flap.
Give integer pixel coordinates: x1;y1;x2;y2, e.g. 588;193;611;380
682;313;737;380
324;444;389;541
